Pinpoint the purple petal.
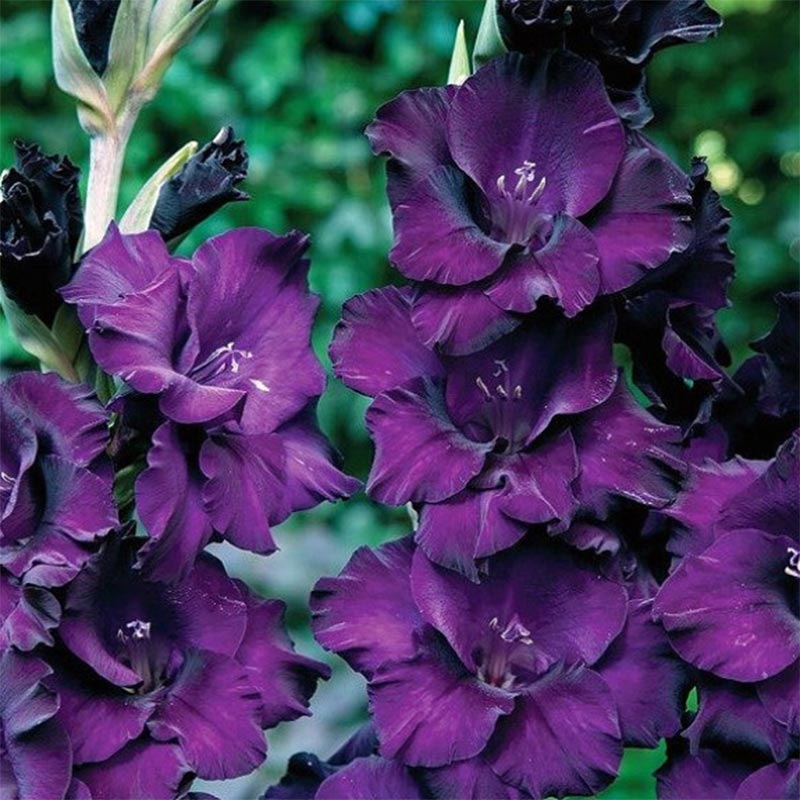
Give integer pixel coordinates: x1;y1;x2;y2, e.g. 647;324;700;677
330;286;444;397
235;594;330;728
366;377;490;505
389;165;511;285
0;651;72;800
758;666;800;737
422;755;526;800
2;371;110;465
655;747;752;800
0;570;60;651
61;224;178;328
199;431;283;554
735;760;800;800
316;756;424;800
684;679;795;762
75;739;191;800
654;531;800;682
589;134;693;294
448;52;624;218
136;422;214;582
485;214;601;316
411;542;627;673
369;634;514;767
572;379;683;516
147;650;265;780
1;455;117;584
411;284;520;357
596;599;689;747
415;489;529;580
486;666;622;798
366;86;455;205
46;658;153;764
186;228;325;431
311;538;422;677
662;456;767;559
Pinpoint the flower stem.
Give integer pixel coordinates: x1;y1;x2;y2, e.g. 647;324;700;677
82;108;138;252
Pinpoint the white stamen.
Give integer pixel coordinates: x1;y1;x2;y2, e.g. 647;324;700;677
513;385;523;400
126;619;152;640
250;378;271;393
786;547;800;579
476;377;492;401
496;384;509;399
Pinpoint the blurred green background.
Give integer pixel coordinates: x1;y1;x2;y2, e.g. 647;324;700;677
1;0;797;797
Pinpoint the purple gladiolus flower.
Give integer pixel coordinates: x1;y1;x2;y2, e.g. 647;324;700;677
312;537;688;798
331;286;682;576
497;0;722;128
653;432;800;684
62;225;358;578
0;372;117;593
63;225;325;431
0;650;72;800
366;52;692;354
44;534;330;797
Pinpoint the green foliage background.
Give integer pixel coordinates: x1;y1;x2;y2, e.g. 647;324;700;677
1;1;797;797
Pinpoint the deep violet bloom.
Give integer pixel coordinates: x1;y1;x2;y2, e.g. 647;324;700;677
366;51;692;355
312;537;688;798
653;432;800;684
150;126;249;243
0;141;82;324
61;225;357;578
0;650;72;800
67;0;121;75
497;0;721;128
714;292;799;459
62;224;325;432
45;535;330;797
616;158;734;429
330;286;682;577
655;741;799;800
0;372;117;593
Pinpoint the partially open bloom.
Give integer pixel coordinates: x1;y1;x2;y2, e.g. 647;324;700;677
313;537;688;798
497;0;722;128
367;51;692;354
331;286;681;576
0;372;116;593
0;141;82;324
46;535;330;797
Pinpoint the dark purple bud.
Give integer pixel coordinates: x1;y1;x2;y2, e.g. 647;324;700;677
67;0;121;76
0;141;82;324
149;126;249;242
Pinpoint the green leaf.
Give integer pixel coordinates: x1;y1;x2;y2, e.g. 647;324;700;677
119;140;198;233
447;20;471;85
51;0;112;134
132;0;218;103
0;291;79;382
473;0;507;71
103;0;154;112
